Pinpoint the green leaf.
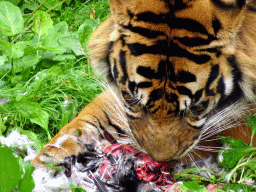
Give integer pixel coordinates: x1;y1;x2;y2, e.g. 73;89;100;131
0;39;26;58
217;137;256;168
78;19;98;50
42;27;58;47
70;183;87;192
245;115;256;138
0;54;8;65
30;110;49;133
0;144;23;192
0;1;24;36
53;54;76;61
0;62;11;76
54;21;68;36
226;184;255;192
13;54;42;73
32;10;53;36
17;162;35;192
45;163;63;171
19;129;44;151
11;75;22;83
58;34;85;56
180;181;208;192
13;97;50;140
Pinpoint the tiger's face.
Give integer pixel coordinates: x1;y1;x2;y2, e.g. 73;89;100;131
90;0;254;161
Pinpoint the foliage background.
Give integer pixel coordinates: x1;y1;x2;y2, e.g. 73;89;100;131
0;0;109;146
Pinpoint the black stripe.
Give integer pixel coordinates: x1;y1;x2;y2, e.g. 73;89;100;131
175;37;215;47
149;89;163;101
125;112;141;120
119;50;128;85
194;89;203;103
127;42;211;64
173;1;193;10
188;122;204;129
206;65;219;96
227;56;242;81
190;100;210;114
192;134;200;140
137;81;153;88
137;60;175;80
136;12;167;23
165;92;178;103
177;86;193;98
106;116;126;136
135;17;211;36
247;5;256;12
176;70;196;83
122;24;165;38
106;42;115;83
212;18;222;35
128;81;136;94
217;76;225;99
171;18;209;35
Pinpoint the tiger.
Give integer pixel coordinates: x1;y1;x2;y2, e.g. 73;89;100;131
32;0;256;172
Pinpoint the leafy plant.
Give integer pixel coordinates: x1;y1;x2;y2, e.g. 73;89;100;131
0;0;107;144
0;143;35;192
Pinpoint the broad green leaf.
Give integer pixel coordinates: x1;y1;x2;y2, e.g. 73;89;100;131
30;110;49;132
0;38;13;57
42;27;58;47
32;10;53;36
13;54;42;73
35;46;66;55
217;137;256;168
20;129;44;151
180;181;208;192
78;19;98;50
13;97;50;139
0;54;8;65
0;62;11;76
54;21;68;36
11;75;22;83
14;98;43;119
245;115;256;136
0;1;24;36
53;54;76;61
0;144;23;192
17;162;35;192
0;39;25;58
59;34;85;56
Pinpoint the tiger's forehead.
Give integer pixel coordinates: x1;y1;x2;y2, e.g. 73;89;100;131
130;0;170;15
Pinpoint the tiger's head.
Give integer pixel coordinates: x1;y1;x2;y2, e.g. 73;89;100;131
89;0;256;161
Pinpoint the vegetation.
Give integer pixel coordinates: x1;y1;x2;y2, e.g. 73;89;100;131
0;0;255;191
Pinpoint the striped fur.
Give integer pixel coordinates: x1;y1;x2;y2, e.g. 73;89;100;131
33;0;256;168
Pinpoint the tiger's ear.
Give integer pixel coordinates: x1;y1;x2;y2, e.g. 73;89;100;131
109;0;134;25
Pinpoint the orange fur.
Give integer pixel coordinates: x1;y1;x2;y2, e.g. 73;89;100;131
33;0;256;168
